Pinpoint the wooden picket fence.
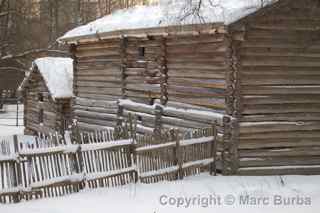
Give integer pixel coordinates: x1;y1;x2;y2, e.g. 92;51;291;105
0;125;218;204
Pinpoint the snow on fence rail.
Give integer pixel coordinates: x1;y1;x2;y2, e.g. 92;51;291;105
0;125;219;204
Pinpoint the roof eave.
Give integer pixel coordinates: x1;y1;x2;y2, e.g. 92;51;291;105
59;22;227;45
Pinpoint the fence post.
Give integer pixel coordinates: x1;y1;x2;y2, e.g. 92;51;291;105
210;122;218;176
70;122;85;189
13;135;22;203
16;98;19;127
115;101;124;139
154;105;163;140
130;142;138;183
0;90;3;109
174;129;183;180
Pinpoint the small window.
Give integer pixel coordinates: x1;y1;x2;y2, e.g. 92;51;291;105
38;93;44;102
39;109;44;124
138;46;145;57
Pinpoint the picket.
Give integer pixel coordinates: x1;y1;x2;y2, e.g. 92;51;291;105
0;124;219;203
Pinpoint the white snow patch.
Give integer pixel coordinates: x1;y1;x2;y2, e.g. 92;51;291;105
0;105;24;137
181;136;214;146
59;0;277;41
1;174;319;213
33;57;73;99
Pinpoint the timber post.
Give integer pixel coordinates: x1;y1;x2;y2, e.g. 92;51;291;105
154;104;163;140
13;135;22;203
70;121;84;189
210;122;218;176
115;100;124;139
174;129;183;180
160;36;168;106
120;36;128;99
230;118;239;174
117;36;128;135
222;116;232;175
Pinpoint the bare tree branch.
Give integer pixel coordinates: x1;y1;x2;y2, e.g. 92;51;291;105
1;49;71;61
0;67;27;73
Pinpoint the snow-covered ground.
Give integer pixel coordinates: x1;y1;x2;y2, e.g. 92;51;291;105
1;174;319;213
0;104;24;136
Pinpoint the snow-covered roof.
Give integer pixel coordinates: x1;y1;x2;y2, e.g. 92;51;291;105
19;57;73;100
59;0;278;42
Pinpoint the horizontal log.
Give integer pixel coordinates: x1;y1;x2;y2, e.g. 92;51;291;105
250;22;320;31
75;97;117;108
241;113;320;122
242;85;320;95
77;88;122;97
167;85;225;97
167;62;227;70
75;49;120;58
119;99;155;115
78;122;114;131
242;95;320;105
167;42;228;54
163;100;220;112
240;130;320;140
237;165;320;176
167;96;225;110
168;69;226;79
162;106;225;126
241;75;320;85
167;78;226;89
239;137;320;149
76;117;116;128
125;90;161;99
166;34;225;45
242;103;320;114
239;156;320;167
77;58;121;65
241;59;320;67
74;105;118;115
74;110;117;121
240;48;320;58
240;121;320;134
239;147;320;158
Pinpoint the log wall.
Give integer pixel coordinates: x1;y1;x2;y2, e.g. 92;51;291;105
23;70;71;134
72;39;122;130
73;33;230;132
232;0;320;175
166;34;229;112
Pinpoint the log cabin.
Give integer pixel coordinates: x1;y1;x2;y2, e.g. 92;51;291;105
58;0;320;175
19;57;73;135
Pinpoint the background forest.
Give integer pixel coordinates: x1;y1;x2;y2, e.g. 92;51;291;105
0;0;156;75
